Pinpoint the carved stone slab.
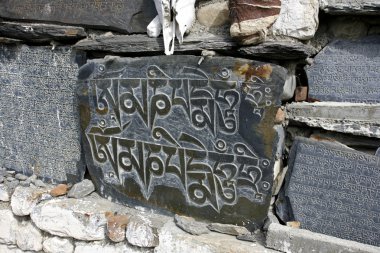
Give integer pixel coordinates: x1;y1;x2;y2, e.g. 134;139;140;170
284;137;380;246
0;45;86;183
78;56;286;226
307;36;380;103
0;0;157;33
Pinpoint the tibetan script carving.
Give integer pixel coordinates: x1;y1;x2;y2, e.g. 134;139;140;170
78;56;286;225
284;137;380;246
0;45;85;183
307;36;380;103
0;0;157;33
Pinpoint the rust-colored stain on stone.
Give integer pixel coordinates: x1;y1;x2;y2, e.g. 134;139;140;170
235;63;273;81
65;29;79;36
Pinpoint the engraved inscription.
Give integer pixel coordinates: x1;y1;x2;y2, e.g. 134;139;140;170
286;138;380;246
0;45;84;182
307;36;380;103
0;0;157;33
79;56;286;224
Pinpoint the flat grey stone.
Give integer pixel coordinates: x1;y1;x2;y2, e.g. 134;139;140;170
126;216;159;248
15;174;28;181
174;215;209;235
0;21;86;42
34;180;46;188
320;0;380;15
267;223;380;253
207;223;250;236
236;233;256;242
67;179;95;199
286;102;380;138
0;45;86;183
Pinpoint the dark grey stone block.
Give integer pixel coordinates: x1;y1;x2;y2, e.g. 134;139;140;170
320;0;380;15
0;0;157;33
307;36;380;103
0;45;86;183
78;55;286;226
281;137;380;246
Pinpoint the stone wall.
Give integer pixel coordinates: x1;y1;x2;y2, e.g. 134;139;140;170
0;0;379;252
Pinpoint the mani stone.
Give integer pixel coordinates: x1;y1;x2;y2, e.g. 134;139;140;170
320;0;380;15
229;0;281;45
0;45;85;183
282;137;380;246
0;0;157;34
78;55;286;226
306;36;380;103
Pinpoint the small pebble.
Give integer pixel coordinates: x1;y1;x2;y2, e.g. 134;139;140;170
0;175;4;183
28;174;37;183
34;179;46;188
7;177;16;182
6;170;16;176
19;181;30;187
15;173;28;181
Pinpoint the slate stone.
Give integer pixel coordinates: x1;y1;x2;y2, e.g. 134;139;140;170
280;137;380;246
78;55;286;226
0;45;86;183
0;0;157;34
174;214;209;235
207;223;250;236
67;179;95;199
286;102;380;138
307;36;380;103
320;0;380;15
0;21;87;43
239;41;318;60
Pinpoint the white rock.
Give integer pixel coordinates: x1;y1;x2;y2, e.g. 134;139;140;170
0;184;10;202
31;198;111;241
0;244;28;253
11;186;43;216
74;241;150;253
281;64;297;100
0;209;19;244
147;15;162;38
272;0;319;40
15;221;43;252
126;216;159;248
43;237;74;253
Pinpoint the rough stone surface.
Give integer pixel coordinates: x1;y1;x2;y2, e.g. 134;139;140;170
126;216;159;248
43;237;74;253
14;174;28;181
174;215;209;235
207;223;250;236
286;102;380;138
0;21;86;42
0;0;157;33
11;186;43;216
328;18;369;39
0;245;27;253
267;223;380;253
74;241;151;253
49;184;69;197
197;1;229;27
238;41;317;60
67;179;95;198
15;221;43;252
31;198;112;241
229;0;281;45
320;0;380;15
272;0;319;40
155;221;277;253
78;55;286;226
280;137;380;246
0;184;10;201
106;214;130;243
307;37;380;103
0;209;18;244
0;45;85;183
